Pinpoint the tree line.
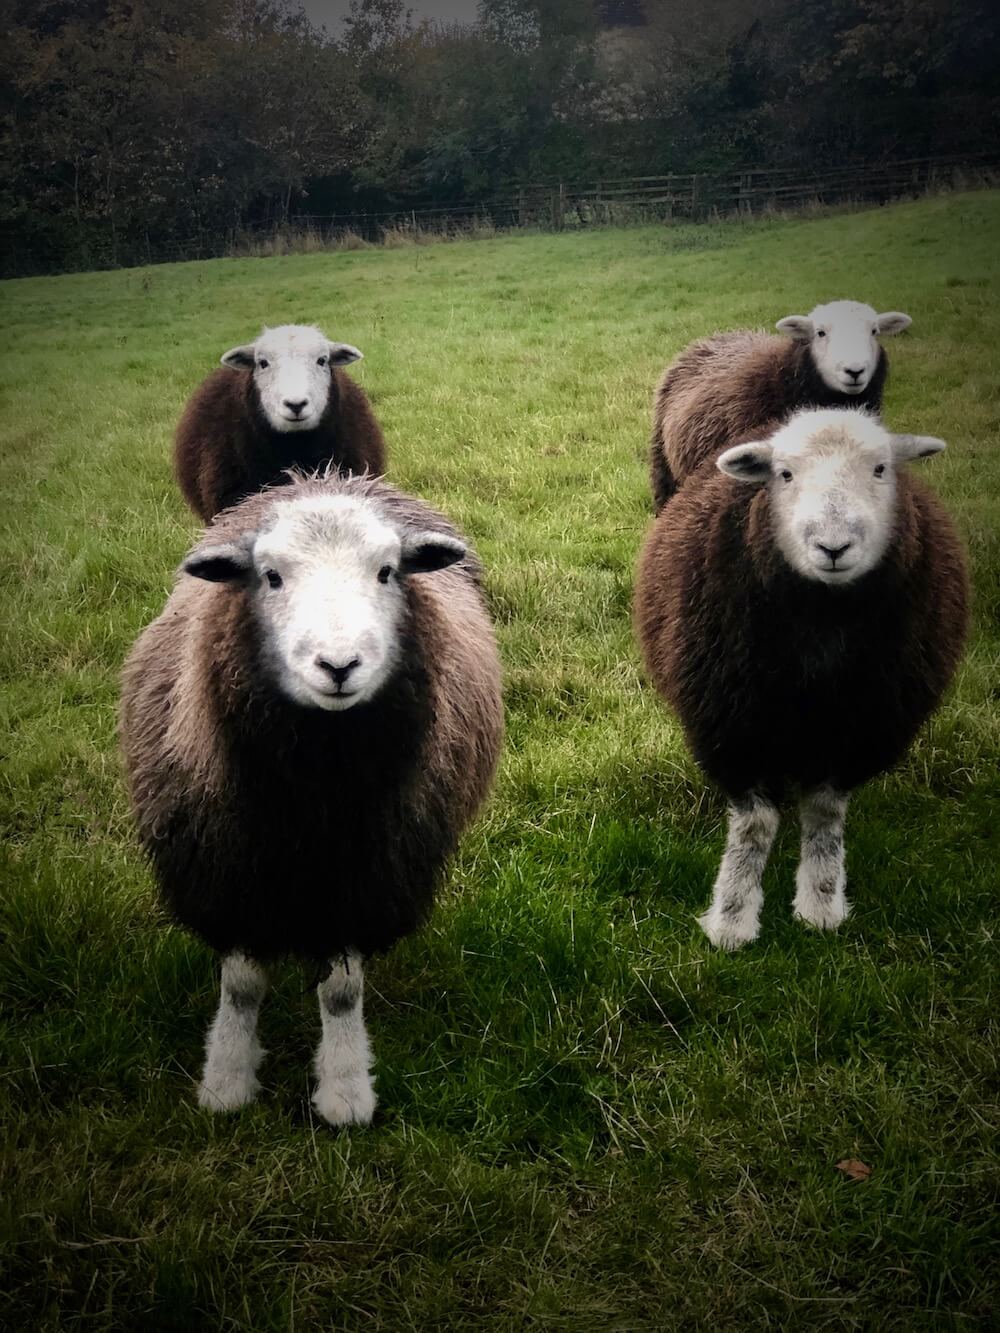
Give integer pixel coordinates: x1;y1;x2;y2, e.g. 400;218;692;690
2;0;998;275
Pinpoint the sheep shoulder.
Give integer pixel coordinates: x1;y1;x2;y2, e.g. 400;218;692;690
173;368;255;520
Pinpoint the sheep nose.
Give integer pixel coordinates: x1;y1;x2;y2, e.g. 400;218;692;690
316;656;361;687
817;542;852;563
283;398;309;414
843;367;865;381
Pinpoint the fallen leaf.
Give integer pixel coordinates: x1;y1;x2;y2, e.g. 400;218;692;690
836;1158;872;1181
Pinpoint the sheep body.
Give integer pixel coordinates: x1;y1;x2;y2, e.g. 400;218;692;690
649;300;910;512
174;326;387;522
635;407;968;948
122;475;500;963
121;473;502;1124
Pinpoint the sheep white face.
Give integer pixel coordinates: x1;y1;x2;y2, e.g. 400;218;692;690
718;409;945;586
183;495;465;711
220;324;363;433
776;300;911;396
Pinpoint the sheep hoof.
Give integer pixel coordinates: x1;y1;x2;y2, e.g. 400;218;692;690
313;1076;377;1127
793;891;850;932
698;905;760;951
197;1068;261;1112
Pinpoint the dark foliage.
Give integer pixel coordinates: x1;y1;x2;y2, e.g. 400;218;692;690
2;0;997;274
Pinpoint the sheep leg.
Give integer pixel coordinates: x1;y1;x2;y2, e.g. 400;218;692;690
312;951;376;1127
198;953;268;1111
699;794;780;950
793;787;850;931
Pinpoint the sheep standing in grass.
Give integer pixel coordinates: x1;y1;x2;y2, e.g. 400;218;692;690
174;324;387;521
121;473;503;1123
635;407;968;950
650;301;912;512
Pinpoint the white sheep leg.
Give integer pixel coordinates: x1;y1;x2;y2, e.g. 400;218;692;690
699;794;780;950
793;786;850;931
198;953;268;1111
312;951;376;1127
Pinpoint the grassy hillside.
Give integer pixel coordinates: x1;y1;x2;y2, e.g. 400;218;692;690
1;193;998;1329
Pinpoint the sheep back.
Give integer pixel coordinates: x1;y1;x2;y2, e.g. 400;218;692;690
649;332;888;511
120;478;502;962
173;366;388;522
634;461;969;800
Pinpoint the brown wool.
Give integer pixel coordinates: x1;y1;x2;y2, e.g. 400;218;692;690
649;331;890;512
634;448;970;803
120;474;503;963
174;364;388;522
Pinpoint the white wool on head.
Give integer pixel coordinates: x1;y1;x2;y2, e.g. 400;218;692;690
717;408;945;586
253;495;405;709
220;324;363;434
776;300;911;396
183;493;465;711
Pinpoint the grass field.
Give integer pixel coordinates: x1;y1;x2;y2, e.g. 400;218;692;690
1;192;998;1329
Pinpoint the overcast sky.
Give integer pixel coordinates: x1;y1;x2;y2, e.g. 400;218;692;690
301;0;481;32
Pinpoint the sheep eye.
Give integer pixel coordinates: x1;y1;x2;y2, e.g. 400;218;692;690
815;330;826;339
265;569;282;589
317;356;328;367
780;469;793;482
257;358;269;370
377;565;393;584
874;463;886;477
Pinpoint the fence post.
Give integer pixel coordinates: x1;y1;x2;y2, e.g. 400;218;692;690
550;183;566;232
691;174;704;221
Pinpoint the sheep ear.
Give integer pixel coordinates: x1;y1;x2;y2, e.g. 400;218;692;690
182;540;254;582
891;434;946;462
718;442;773;482
399;531;466;574
876;311;912;336
327;342;363;366
221;344;256;370
776;316;813;341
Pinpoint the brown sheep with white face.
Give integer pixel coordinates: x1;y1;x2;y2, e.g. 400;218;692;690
174;324;387;521
635;407;969;951
121;473;503;1125
650;301;912;512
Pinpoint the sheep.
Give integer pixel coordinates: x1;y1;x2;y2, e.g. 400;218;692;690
174;324;387;522
634;406;969;950
120;472;503;1124
649;301;912;512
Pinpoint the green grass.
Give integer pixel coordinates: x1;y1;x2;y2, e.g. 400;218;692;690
1;193;998;1329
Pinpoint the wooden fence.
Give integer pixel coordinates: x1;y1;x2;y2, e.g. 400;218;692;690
9;152;996;275
511;153;1000;229
254;151;998;246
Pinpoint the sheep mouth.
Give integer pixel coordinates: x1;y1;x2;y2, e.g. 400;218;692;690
309;686;363;711
839;381;867;395
814;564;858;584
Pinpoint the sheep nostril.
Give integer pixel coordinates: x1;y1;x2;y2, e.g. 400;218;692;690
817;542;851;564
844;367;865;381
283;398;308;414
316;656;361;687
